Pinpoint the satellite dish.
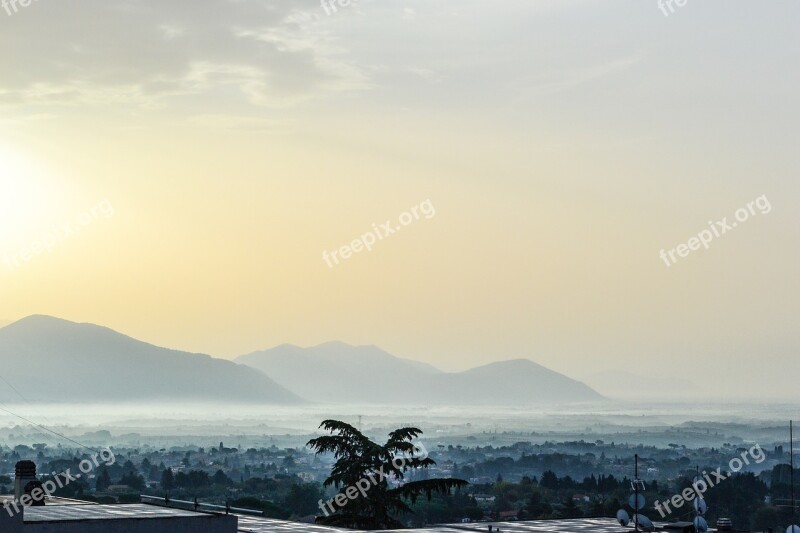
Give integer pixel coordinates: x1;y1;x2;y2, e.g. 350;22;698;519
635;514;655;531
787;526;800;533
693;497;708;515
693;516;709;532
616;509;630;526
629;493;645;509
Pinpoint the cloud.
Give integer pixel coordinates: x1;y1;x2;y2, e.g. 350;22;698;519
520;53;646;96
0;0;369;111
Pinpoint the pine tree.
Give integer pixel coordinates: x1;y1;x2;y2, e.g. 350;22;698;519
308;420;467;529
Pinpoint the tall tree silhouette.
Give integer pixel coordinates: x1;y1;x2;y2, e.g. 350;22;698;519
308;419;468;529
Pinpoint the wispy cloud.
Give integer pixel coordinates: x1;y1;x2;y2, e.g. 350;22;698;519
0;0;369;113
520;53;646;96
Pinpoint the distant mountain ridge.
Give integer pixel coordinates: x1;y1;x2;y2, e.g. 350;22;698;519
0;315;302;404
237;342;604;405
0;316;604;405
237;342;443;404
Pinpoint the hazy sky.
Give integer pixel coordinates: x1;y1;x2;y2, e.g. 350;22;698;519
1;0;798;397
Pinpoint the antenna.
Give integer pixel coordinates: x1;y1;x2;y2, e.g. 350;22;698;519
619;453;652;531
793;421;796;525
635;454;639;531
692;464;709;531
616;509;630;527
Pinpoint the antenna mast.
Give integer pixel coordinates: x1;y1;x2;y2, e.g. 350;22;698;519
634;454;639;531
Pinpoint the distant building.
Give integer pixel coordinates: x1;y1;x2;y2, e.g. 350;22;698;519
497;510;519;520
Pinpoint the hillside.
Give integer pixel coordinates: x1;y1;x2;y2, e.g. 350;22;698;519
0;316;303;404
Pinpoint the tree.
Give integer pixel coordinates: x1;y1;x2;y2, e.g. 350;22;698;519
563;496;582;518
175;470;210;488
540;470;559;490
752;505;779;532
161;468;174;491
284;483;323;516
120;472;145;491
307;420;468;530
96;467;112;491
212;469;232;486
526;491;551;519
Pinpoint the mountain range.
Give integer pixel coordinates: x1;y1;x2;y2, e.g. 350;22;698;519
0;316;604;405
237;342;603;404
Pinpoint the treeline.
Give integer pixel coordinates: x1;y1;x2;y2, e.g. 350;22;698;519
411;466;795;531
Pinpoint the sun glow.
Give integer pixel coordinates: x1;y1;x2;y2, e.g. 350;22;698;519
0;145;58;247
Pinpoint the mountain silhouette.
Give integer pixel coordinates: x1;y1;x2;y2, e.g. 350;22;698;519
238;342;603;405
0;315;303;404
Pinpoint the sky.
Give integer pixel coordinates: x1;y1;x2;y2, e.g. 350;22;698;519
0;0;798;398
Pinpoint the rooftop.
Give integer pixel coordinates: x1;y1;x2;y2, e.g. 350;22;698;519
0;497;699;533
238;515;353;532
236;517;682;532
23;503;219;523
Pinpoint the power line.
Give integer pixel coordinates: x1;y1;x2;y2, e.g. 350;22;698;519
0;402;101;455
0;371;80;450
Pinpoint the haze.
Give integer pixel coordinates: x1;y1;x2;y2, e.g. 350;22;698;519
1;0;798;400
